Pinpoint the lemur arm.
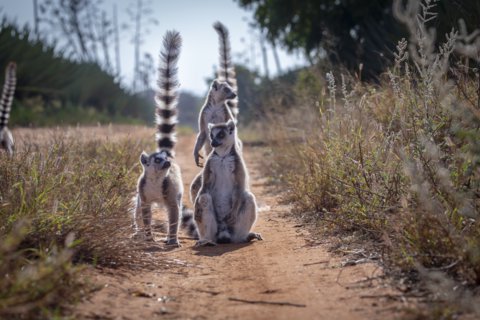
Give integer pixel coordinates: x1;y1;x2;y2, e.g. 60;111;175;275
197;159;214;196
194;110;208;167
228;156;247;221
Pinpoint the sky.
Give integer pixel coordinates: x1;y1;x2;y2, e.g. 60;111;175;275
0;0;306;95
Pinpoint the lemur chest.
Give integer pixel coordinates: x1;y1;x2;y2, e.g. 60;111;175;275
141;177;166;204
203;106;227;128
210;155;236;219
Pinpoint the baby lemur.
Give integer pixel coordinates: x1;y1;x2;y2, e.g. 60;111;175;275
133;30;183;245
193;79;236;167
0;62;16;156
193;119;262;245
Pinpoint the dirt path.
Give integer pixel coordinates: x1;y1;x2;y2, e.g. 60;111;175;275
74;135;403;320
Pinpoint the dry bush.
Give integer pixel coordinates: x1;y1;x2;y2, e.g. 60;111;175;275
0;222;82;319
0;126;155;317
266;0;480;315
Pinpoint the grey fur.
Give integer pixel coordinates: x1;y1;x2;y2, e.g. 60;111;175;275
0;62;16;156
213;21;239;119
193;79;237;167
193;120;262;246
133;31;184;246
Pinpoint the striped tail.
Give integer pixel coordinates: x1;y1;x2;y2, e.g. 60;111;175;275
0;62;16;130
181;206;199;240
213;21;239;119
155;31;181;156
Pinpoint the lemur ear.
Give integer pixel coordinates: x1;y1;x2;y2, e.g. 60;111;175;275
140;151;149;165
226;119;235;134
212;80;219;90
208;123;214;131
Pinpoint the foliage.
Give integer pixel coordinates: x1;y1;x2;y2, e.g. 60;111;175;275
0;126;155;317
236;0;480;78
265;0;480;315
0;223;82;319
0;21;153;126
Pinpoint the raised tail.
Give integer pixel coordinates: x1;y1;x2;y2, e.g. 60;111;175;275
181;206;199;240
155;31;181;156
213;21;239;119
0;62;16;130
0;62;16;156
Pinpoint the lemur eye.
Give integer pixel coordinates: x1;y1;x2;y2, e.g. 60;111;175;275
155;158;161;163
218;131;225;139
223;87;230;93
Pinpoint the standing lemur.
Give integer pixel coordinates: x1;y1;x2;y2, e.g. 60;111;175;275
193;21;239;168
190;22;241;208
133;30;184;246
194;119;262;245
0;62;16;156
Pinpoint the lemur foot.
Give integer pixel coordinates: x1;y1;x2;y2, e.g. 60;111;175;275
164;238;181;247
131;232;144;241
131;231;155;242
195;240;217;247
246;232;263;242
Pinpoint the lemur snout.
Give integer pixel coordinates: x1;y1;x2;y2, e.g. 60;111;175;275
228;92;237;100
211;139;221;147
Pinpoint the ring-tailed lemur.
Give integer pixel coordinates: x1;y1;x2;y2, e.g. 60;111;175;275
213;21;239;120
0;62;16;156
133;30;184;246
193;79;237;167
193;119;262;246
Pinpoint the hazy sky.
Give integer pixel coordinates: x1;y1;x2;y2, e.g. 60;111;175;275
0;0;306;95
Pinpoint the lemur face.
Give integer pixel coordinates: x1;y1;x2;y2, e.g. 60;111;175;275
140;150;171;174
208;120;236;148
211;79;237;102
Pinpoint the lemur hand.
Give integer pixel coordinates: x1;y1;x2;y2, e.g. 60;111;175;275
194;152;204;167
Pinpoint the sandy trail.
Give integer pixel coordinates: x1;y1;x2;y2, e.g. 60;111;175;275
74;134;401;320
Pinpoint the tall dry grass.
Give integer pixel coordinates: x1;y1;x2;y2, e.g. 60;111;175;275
0;126;154;318
266;0;480;316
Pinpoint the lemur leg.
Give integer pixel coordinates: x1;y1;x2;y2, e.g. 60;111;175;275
163;194;181;246
189;173;202;204
194;193;218;246
132;198;150;240
231;192;262;243
132;196;142;232
141;204;154;241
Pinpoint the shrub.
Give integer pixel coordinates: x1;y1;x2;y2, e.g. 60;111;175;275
266;0;480;315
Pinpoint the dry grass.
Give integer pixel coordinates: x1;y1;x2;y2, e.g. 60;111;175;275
0;125;160;318
265;0;480;316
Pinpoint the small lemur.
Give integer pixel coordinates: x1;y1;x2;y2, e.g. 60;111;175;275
0;62;16;156
192;22;240;168
193;79;237;167
133;30;184;246
193;119;262;246
213;21;239;120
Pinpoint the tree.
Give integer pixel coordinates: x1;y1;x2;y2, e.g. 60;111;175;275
38;0;115;72
124;0;158;92
236;0;480;78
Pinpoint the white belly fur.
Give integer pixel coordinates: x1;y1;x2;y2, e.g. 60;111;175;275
143;178;164;204
211;154;235;220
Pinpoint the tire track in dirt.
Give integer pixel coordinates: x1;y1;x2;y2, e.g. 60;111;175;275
74;134;403;320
